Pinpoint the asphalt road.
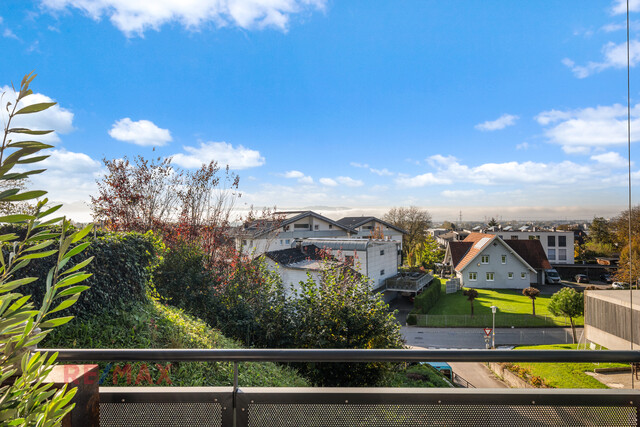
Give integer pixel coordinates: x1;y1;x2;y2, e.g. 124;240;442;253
402;326;582;349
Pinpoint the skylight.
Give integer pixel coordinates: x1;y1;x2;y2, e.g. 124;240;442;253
474;237;491;249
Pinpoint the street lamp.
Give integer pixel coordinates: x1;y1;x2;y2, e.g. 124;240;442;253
491;305;497;349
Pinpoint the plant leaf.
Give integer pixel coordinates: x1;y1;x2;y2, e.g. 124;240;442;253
14;102;56;115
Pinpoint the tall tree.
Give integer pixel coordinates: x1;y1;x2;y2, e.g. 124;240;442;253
589;217;614;246
548;288;584;343
463;288;479;317
522;287;541;316
487;217;499;227
412;235;445;269
383;206;432;261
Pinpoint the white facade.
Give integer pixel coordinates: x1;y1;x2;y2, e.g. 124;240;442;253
350;219;404;246
301;239;400;290
484;230;574;264
448;238;536;290
263;257;322;297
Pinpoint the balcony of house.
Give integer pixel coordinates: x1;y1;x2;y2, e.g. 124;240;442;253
384;271;433;293
41;348;640;427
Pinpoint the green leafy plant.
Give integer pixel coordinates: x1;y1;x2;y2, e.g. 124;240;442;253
0;73;93;424
548;287;584;343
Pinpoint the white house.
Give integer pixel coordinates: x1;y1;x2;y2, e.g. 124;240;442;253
483;229;574;264
235;211;356;256
444;233;551;289
263;245;327;297
300;238;401;291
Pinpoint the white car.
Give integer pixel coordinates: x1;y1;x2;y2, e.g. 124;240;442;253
612;282;629;290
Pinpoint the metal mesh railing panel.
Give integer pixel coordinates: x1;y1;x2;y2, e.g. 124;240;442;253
248;404;637;427
100;402;222;427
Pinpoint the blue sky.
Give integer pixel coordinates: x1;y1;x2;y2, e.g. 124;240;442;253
1;0;639;222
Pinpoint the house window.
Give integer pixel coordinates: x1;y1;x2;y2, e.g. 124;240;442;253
498;235;503;239
294;224;309;229
508;272;514;279
559;249;567;261
548;235;556;247
559;236;567;247
280;240;283;245
481;255;489;264
380;250;385;256
528;235;539;240
380;269;385;276
314;224;319;230
469;272;477;281
501;255;507;264
521;272;527;279
284;225;290;231
486;272;494;281
548;249;556;259
285;239;290;244
511;235;518;240
328;224;333;229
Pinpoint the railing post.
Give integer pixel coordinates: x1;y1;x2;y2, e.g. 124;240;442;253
233;361;239;427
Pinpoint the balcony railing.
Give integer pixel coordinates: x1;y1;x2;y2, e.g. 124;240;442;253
39;348;640;427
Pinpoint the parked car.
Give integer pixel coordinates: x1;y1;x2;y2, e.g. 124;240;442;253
545;269;562;284
612;282;629;290
574;274;589;283
600;273;613;284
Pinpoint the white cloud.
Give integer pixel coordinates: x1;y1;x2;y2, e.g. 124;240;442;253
612;0;640;15
336;176;363;187
108;118;172;146
3;28;18;39
474;114;519;131
370;167;393;176
171;141;265;170
536;103;640;153
281;170;313;184
27;149;103;214
319;177;337;186
395;173;451;188
397;154;613;189
601;20;640;32
0;86;74;144
563;40;640;78
350;162;369;168
40;0;326;36
350;162;392;176
516;142;529;150
591;151;629;168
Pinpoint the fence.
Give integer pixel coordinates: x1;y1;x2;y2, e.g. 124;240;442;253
40;348;640;427
415;314;579;328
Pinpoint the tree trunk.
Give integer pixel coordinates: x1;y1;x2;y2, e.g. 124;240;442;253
470;300;474;317
532;299;536;316
569;317;577;344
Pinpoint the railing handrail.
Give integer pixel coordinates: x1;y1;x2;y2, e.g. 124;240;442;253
35;348;640;363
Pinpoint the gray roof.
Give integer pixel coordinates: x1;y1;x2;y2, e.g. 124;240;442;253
336;216;407;234
301;238;397;252
242;211;356;238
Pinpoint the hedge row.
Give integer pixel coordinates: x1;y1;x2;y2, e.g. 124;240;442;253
412;277;443;315
12;229;161;318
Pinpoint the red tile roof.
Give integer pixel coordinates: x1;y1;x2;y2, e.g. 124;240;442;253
454;233;497;271
503;240;552;270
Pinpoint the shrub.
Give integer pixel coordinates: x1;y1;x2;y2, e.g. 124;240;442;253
412;278;442;314
290;264;404;386
15;230;161;318
406;313;417;325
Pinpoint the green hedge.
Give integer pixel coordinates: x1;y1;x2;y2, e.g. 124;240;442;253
43;299;310;387
412;277;442;314
14;230;161;318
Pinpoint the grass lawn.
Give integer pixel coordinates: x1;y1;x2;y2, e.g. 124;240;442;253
417;285;584;328
510;344;628;389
